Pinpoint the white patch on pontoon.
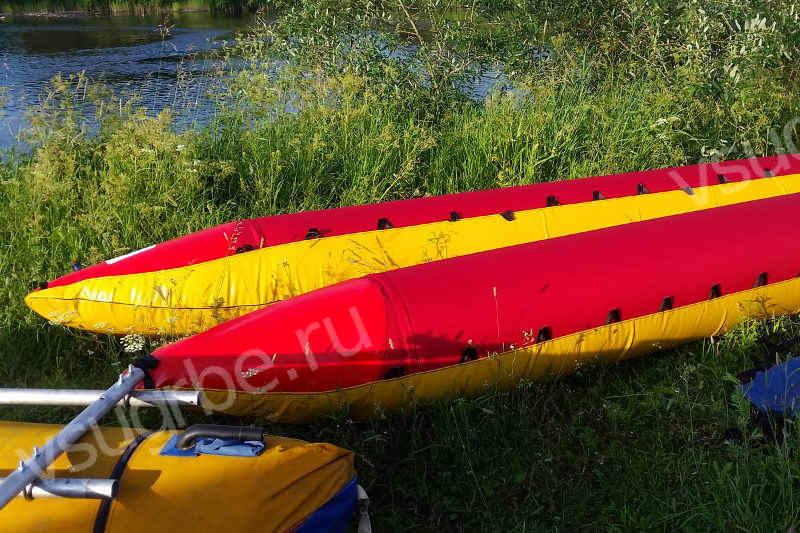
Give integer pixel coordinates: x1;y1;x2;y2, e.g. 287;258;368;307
105;245;156;265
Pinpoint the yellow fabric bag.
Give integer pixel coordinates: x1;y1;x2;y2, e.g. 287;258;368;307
0;422;355;532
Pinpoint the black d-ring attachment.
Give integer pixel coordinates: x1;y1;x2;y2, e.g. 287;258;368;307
449;211;462;222
605;309;621;325
460;346;478;363
536;327;552;343
718;174;730;184
546;195;560;206
681;186;695;196
754;272;768;288
500;210;516;221
659;296;674;312
235;244;254;254
592;191;605;200
305;228;322;239
764;168;774;177
377;218;393;230
708;284;721;299
637;183;650;195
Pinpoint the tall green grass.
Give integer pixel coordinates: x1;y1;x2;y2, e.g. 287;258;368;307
2;0;800;529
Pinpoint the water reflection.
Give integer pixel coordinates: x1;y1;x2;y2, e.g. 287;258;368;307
13;27;165;54
0;12;250;148
0;12;519;151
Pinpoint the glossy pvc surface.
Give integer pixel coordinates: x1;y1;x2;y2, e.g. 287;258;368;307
42;154;797;288
26;157;800;335
151;192;800;397
202;274;800;423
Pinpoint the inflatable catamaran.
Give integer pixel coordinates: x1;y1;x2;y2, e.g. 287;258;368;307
4;154;800;519
143;190;800;422
15;154;800;423
25;155;800;335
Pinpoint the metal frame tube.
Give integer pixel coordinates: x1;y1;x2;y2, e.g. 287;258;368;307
0;366;144;510
1;478;118;500
0;388;201;408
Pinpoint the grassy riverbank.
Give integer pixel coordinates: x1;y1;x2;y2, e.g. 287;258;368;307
2;0;800;529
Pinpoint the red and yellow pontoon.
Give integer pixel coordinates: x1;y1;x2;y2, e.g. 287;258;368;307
143;189;800;422
25;155;800;336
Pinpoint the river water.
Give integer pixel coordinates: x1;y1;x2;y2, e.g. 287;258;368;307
0;12;252;149
0;12;512;151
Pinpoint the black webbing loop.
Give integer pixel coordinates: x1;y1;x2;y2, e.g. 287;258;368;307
449;211;462;222
546;195;560;206
536;327;552;343
500;210;515;221
133;354;159;390
460;346;478;363
708;284;721;299
659;297;674;312
605;309;621;325
235;244;254;254
305;228;322;239
592;191;605;200
718;174;730;184
754;272;768;288
377;218;393;230
637;183;649;195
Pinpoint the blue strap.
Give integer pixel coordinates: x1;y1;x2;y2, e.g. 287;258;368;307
195;437;265;457
160;435;265;457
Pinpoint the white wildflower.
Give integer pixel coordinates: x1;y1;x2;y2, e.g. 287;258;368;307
120;334;145;353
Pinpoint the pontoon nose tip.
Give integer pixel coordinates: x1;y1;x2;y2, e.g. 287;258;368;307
24;284;51;314
30;281;48;292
